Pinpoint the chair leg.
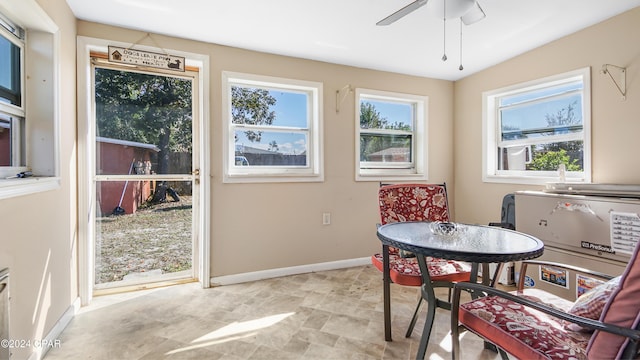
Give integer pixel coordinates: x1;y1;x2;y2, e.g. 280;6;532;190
405;291;423;338
451;324;461;360
415;256;437;360
451;286;462;360
382;245;392;341
416;286;436;360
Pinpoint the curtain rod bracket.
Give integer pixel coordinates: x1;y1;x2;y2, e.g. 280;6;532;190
336;84;353;113
601;64;626;100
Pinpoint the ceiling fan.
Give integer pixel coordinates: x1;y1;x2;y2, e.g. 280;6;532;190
376;0;486;27
376;0;486;70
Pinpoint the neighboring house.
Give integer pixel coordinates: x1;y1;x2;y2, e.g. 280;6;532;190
235;144;306;166
96;136;160;215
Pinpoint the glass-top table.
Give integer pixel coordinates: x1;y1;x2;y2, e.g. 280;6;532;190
376;221;544;360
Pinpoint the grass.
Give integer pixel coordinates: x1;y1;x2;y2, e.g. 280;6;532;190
95;196;192;284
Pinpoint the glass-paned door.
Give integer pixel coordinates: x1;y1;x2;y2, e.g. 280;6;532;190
91;61;200;293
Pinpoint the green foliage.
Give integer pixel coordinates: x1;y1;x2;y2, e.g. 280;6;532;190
542;140;583;152
95;68;193;174
360;102;385;129
526;149;581;171
360;102;411;131
231;86;276;143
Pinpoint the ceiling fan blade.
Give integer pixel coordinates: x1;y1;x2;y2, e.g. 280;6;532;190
461;1;486;25
376;0;429;26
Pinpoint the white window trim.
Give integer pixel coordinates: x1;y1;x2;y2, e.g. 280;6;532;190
222;71;323;183
482;67;592;185
77;36;211;304
0;0;60;199
355;88;428;182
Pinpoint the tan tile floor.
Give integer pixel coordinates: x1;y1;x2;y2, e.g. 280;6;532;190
44;265;502;359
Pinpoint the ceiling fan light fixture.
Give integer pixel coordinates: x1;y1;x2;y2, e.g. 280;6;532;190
429;0;475;20
461;2;486;25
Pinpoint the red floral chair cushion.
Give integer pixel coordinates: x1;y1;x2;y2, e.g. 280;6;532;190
378;184;450;224
455;244;640;360
371;251;471;286
459;288;592;360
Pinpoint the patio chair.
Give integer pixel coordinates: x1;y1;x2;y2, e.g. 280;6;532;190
371;183;472;340
451;242;640;360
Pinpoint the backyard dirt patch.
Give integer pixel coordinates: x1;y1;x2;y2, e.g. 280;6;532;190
95;196;192;284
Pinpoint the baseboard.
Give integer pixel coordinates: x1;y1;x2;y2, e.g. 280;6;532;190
28;297;81;360
210;257;371;286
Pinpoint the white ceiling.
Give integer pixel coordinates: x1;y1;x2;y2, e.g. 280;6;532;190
65;0;640;81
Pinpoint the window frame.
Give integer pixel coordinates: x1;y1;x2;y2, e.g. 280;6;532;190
0;15;25;170
0;17;22;108
482;67;592;185
355;88;428;182
222;71;323;183
0;0;60;199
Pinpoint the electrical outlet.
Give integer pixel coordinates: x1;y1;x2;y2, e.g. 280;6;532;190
322;213;331;225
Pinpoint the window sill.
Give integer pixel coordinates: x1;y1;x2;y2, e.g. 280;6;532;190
223;173;324;184
356;172;427;182
483;174;587;185
0;176;61;200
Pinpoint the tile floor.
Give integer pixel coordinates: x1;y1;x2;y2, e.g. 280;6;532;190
44;265;502;359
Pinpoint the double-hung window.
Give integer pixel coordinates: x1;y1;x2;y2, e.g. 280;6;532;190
0;1;59;199
222;72;323;183
0;14;25;169
483;68;591;184
356;88;427;181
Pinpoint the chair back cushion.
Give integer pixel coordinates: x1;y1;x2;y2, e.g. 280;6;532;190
378;184;449;225
373;183;470;286
587;241;640;359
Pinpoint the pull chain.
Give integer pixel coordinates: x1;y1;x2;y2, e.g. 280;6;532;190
459;20;464;71
441;2;447;61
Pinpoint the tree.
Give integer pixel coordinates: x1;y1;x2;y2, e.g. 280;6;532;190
541;100;583;153
359;102;411;161
360;102;411;131
527;149;581;171
95;68;192;175
268;140;279;152
360;102;386;129
231;87;277;143
545;100;579;126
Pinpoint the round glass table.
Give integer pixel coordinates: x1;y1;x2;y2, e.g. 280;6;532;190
376;221;544;360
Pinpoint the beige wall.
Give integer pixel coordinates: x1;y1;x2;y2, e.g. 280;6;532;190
76;23;454;277
0;0;77;358
453;7;640;225
6;4;638;357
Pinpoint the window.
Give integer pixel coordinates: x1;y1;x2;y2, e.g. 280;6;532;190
483;68;591;184
0;14;24;168
222;72;323;183
0;0;59;199
356;88;427;181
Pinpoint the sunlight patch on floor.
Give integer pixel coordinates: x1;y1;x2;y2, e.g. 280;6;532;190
165;312;295;355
